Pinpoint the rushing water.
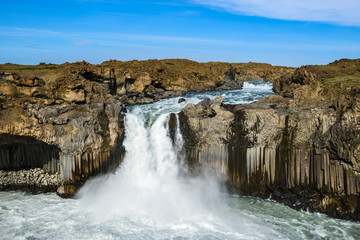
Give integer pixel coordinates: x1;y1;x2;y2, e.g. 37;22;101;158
1;82;360;240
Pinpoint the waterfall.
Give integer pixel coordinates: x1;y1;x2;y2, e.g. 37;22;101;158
76;105;225;224
3;82;355;239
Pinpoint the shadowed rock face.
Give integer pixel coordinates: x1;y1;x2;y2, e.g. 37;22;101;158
0;134;60;173
178;62;360;220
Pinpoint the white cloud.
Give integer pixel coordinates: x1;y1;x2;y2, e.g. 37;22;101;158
193;0;360;26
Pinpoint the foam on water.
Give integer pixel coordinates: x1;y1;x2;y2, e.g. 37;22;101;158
75;105;267;237
242;81;273;90
1;82;360;240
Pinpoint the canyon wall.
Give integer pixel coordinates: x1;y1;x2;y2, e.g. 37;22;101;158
0;59;290;196
178;63;360;220
0;63;127;196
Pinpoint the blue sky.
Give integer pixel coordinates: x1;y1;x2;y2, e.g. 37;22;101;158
1;0;359;66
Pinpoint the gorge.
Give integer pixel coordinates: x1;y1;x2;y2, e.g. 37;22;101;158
0;59;360;236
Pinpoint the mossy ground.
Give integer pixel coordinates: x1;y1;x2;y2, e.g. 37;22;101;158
0;64;61;77
321;75;360;101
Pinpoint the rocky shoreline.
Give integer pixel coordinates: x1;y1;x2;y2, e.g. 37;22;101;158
0;168;60;192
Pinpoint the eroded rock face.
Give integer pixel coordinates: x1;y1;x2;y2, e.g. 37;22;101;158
0;62;126;196
178;94;360;220
99;59;293;103
0;60;290;196
1;57;358;216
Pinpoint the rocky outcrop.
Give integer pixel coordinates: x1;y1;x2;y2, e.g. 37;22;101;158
1;57;358;212
100;59;293;103
0;168;60;192
0;62;126;197
1;60;292;105
178;93;360;220
0;59;291;196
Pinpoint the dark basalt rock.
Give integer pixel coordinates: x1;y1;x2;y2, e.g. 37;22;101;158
178;88;360;220
178;98;186;103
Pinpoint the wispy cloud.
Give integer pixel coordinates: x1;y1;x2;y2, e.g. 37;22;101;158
22;44;49;50
193;0;360;27
4;36;34;42
171;10;201;16
72;40;94;46
93;11;140;17
2;26;360;52
0;26;60;34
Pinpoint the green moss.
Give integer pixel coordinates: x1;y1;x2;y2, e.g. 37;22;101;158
345;170;357;177
321;75;360;100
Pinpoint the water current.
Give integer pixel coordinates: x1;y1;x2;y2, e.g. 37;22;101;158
1;82;359;239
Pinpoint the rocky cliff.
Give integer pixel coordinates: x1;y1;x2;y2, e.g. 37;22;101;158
178;59;360;220
0;62;127;196
1;57;359;221
0;59;290;196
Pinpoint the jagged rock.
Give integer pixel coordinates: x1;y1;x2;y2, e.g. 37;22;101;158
0;64;128;197
0;168;60;192
179;93;360;220
0;58;359;214
1;59;290;196
178;98;186;103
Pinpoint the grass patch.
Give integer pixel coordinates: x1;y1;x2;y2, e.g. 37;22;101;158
321;75;360;100
0;64;60;71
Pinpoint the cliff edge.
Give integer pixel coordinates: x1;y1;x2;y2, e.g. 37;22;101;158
179;59;360;220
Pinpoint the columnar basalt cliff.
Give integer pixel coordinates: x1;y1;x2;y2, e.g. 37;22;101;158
178;59;360;220
0;59;291;196
0;62;127;196
1;58;359;220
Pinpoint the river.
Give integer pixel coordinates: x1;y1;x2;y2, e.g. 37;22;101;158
1;82;359;240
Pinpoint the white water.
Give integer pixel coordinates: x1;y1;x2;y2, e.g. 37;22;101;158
1;82;360;240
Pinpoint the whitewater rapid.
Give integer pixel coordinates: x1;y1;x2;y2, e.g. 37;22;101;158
1;82;359;240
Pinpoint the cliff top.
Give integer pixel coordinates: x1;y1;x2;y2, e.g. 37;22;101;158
0;59;290;81
272;58;360;108
1;58;359;107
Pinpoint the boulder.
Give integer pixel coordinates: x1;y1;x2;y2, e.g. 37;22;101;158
178;98;186;103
